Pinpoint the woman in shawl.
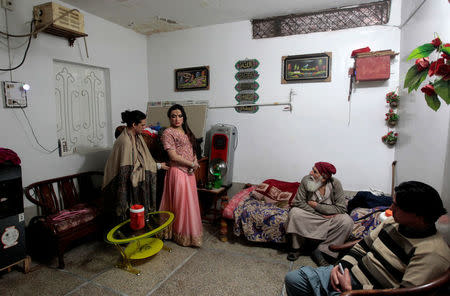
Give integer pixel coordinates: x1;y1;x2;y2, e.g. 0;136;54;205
102;110;167;226
159;104;203;247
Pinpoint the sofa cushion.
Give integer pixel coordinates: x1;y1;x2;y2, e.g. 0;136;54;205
46;203;99;234
222;186;255;219
252;179;300;208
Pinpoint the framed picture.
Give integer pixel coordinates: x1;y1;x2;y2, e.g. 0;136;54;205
175;66;210;91
282;52;332;83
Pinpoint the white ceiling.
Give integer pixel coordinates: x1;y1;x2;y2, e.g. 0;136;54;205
61;0;380;35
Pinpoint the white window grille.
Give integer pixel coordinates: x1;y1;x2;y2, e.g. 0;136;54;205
54;61;111;156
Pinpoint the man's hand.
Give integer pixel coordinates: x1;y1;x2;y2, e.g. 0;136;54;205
330;265;352;292
307;200;318;208
160;162;169;170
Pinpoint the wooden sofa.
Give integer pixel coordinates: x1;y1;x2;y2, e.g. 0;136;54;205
331;241;450;296
340;269;450;295
24;171;103;269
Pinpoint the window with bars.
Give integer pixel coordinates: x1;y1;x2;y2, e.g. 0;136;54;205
252;0;390;39
54;61;111;156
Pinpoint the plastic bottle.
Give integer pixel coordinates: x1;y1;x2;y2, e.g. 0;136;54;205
379;209;393;222
213;168;222;188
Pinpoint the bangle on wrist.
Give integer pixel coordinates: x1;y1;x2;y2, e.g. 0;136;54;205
191;162;195;168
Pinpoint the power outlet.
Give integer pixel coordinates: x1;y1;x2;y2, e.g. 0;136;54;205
1;0;14;11
2;81;28;108
58;138;71;157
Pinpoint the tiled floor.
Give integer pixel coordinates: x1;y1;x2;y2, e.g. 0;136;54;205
0;223;316;296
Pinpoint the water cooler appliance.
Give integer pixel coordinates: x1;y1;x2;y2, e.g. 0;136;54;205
0;163;26;269
208;124;238;187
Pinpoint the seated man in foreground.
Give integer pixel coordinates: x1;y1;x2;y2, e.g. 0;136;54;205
286;162;353;265
285;181;450;296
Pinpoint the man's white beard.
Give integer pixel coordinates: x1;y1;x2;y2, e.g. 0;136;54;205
305;176;324;192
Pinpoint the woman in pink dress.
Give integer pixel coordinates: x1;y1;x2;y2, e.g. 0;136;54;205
159;104;203;246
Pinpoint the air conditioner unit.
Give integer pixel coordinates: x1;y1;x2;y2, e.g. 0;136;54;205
33;2;86;44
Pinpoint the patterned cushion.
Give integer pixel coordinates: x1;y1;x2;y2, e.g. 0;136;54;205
46;203;99;234
222;186;255;219
251;179;300;208
349;206;388;239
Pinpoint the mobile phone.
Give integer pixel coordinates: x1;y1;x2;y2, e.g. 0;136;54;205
338;263;344;275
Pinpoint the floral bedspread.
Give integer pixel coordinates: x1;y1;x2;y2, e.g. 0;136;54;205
230;184;388;244
349;206;388;239
233;196;289;243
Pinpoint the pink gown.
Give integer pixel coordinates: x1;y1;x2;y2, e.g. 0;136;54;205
159;127;203;246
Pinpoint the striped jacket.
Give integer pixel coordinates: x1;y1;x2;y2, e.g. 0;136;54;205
341;217;450;289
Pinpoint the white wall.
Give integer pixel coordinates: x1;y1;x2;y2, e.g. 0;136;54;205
0;0;149;207
443;118;450;212
147;4;402;191
396;0;450;206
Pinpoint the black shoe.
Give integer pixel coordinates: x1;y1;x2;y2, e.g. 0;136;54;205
311;248;329;267
287;249;302;261
322;252;337;265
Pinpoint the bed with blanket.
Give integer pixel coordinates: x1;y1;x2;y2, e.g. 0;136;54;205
220;179;392;244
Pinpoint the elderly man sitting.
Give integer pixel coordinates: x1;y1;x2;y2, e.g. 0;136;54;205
286;162;354;265
285;181;450;296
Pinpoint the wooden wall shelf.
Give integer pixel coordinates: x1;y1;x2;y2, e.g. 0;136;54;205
43;26;87;46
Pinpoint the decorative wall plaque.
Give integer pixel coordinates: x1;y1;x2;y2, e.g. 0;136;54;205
281;52;332;83
235;59;260;113
235;93;259;102
235;81;260;92
235;71;260;81
235;59;259;70
175;66;210;91
234;102;259;113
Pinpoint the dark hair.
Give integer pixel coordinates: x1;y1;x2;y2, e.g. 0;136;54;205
167;104;197;155
121;110;146;127
395;181;447;224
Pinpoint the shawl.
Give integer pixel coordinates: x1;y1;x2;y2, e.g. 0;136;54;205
291;176;347;215
102;128;157;222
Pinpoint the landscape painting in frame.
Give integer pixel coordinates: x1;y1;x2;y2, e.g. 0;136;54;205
282;52;331;83
175;66;210;91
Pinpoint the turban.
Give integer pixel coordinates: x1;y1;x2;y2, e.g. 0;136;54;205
314;162;336;177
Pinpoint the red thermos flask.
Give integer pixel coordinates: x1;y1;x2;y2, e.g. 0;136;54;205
130;204;145;230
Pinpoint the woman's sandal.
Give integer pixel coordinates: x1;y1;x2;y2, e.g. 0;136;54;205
287;249;302;261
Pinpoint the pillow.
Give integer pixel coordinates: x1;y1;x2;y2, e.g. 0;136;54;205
251;179;300;208
222;186;255;219
142;127;158;138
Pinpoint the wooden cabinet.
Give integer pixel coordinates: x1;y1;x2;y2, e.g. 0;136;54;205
197;187;228;223
195;157;208;188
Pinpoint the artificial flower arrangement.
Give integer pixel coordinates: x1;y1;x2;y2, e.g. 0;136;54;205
386;91;399;107
404;35;450;111
382;131;398;145
385;109;399;126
